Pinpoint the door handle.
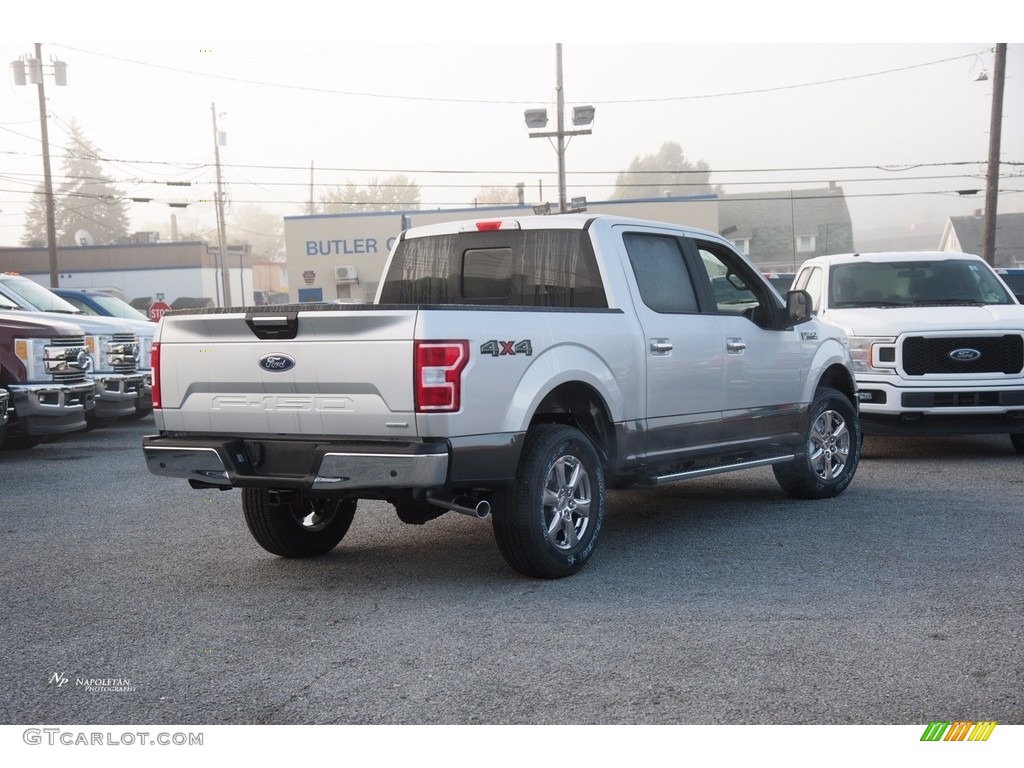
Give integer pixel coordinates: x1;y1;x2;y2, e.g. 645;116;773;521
650;339;673;355
726;338;746;353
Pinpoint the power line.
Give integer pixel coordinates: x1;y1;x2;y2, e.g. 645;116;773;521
4;147;1014;178
55;44;990;106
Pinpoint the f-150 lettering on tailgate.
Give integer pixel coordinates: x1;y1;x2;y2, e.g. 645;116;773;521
211;395;354;412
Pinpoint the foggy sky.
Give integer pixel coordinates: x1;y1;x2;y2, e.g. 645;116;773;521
3;9;1022;251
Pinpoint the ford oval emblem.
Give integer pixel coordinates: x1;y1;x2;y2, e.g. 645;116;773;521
948;348;981;362
258;353;296;372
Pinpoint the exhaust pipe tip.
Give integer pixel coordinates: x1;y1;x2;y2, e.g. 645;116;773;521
426;492;491;520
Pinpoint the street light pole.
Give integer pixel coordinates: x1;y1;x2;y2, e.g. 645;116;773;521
981;43;1007;266
524;44;594;214
554;44;567;214
211;103;232;306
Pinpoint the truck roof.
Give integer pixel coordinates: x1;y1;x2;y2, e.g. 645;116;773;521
399;213;722;241
801;251;984;266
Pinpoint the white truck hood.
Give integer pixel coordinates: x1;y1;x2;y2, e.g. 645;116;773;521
820;304;1024;336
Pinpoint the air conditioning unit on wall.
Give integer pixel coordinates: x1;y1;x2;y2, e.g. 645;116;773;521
335;266;358;283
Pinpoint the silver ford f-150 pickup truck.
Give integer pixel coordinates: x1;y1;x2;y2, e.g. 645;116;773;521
144;214;860;578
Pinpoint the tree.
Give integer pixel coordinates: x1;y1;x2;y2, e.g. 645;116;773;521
611;141;720;200
317;175;421;214
227;205;286;262
474;186;522;206
53;119;131;245
19;185;48;247
22;120;131;246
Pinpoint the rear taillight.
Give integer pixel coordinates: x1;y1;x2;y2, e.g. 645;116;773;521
150;342;161;409
414;341;468;412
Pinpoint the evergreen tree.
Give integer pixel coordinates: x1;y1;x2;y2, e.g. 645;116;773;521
52;119;131;245
611;141;719;200
20;185;49;247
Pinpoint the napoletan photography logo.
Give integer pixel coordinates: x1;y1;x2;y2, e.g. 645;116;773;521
49;671;137;694
920;720;997;742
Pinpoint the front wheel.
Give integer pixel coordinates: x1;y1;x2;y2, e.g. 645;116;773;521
773;387;860;499
492;424;605;579
242;489;357;557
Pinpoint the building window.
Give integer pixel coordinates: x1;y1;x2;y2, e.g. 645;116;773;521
796;235;816;253
731;238;750;255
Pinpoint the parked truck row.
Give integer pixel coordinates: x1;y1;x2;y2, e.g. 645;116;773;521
0;273;154;450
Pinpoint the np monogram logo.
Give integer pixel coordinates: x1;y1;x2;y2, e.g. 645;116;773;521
258;353;296;372
948;348;981;362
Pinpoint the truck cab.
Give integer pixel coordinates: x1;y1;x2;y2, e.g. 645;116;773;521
793;251;1024;453
0;306;95;448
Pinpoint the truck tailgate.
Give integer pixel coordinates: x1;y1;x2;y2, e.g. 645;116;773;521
155;308;419;438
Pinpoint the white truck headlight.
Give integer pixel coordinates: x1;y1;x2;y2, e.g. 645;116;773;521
85;334;114;371
847;336;897;373
14;338;47;380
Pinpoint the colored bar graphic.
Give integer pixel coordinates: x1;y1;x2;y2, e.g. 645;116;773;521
921;721;949;741
968;721;997;741
920;720;996;742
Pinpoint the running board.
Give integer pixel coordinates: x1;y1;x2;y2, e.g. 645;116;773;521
638;454;796;485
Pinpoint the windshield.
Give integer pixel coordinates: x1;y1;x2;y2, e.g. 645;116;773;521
0;275;82;313
830;260;1013;307
70;292;150;321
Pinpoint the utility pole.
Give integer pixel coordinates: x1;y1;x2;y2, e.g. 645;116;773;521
981;43;1007;266
35;44;59;287
11;44;67;287
309;162;315;215
211;103;232;306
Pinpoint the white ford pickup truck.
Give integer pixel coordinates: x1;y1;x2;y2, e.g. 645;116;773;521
792;251;1024;453
144;214;860;578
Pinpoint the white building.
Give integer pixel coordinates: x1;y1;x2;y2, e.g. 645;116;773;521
0;240;255;308
283;197;719;303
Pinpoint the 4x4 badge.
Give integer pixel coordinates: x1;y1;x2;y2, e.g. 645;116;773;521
480;339;533;357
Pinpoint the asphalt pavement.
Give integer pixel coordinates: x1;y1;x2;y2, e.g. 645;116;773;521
1;419;1021;726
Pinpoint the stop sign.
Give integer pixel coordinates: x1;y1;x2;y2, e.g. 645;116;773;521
148;300;171;322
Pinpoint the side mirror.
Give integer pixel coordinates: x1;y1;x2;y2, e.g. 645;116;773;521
786;289;813;325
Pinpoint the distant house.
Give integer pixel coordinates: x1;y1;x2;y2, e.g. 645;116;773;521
939;211;1024;266
717;185;854;273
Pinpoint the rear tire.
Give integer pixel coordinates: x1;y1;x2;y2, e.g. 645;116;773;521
1011;433;1024;455
773;387;860;499
242;489;356;558
492;424;605;579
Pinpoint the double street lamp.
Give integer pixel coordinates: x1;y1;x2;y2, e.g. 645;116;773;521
524;44;594;214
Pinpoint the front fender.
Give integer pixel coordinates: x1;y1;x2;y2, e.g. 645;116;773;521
803;331;857;404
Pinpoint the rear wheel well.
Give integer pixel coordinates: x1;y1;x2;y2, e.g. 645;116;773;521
530;382;615;469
